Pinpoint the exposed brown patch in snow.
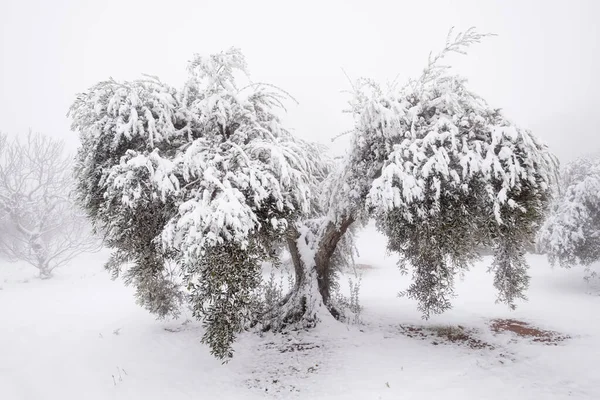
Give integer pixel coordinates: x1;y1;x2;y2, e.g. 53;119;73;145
398;324;495;350
490;319;570;345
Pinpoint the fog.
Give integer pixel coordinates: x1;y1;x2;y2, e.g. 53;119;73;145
1;0;598;161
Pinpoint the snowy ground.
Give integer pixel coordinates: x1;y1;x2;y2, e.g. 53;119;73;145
1;224;599;400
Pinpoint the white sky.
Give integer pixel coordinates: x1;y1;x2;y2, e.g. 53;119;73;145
1;0;598;162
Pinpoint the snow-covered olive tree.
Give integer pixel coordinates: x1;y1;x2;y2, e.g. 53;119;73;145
70;50;331;358
69;29;558;360
538;154;600;277
0;132;101;278
337;30;558;316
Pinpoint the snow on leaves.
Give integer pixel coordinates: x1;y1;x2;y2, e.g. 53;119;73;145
358;78;556;226
340;29;558;315
71;48;320;255
538;155;600;270
70;48;327;359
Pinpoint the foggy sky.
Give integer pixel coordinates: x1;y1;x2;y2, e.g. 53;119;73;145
1;0;598;162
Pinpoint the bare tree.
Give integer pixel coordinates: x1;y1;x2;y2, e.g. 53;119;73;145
0;132;101;279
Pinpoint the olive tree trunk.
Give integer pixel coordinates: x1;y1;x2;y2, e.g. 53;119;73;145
262;216;354;331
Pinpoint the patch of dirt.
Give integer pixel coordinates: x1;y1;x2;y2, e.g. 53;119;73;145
490;319;570;345
398;324;495;350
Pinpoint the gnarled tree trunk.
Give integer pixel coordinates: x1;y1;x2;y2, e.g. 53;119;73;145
314;216;355;310
262;215;355;331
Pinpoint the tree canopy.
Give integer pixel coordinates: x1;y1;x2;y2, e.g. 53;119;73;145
538;154;600;275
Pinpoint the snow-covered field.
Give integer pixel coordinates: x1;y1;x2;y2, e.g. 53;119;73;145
1;224;599;400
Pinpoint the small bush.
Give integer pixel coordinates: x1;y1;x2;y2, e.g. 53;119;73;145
332;272;363;324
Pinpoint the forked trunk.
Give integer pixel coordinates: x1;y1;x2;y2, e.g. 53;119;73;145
261;216;355;331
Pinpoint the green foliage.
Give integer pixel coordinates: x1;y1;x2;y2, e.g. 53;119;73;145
345;29;558;317
187;242;264;360
70;49;321;359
